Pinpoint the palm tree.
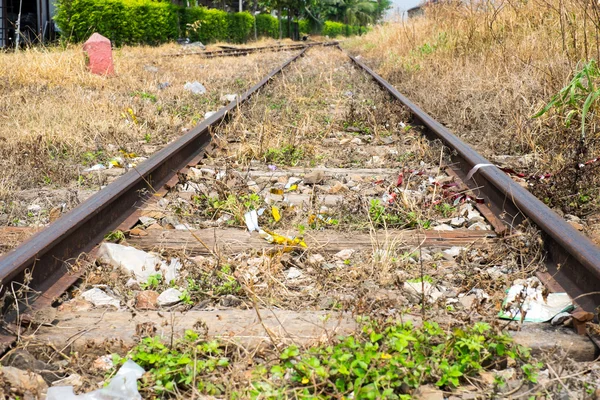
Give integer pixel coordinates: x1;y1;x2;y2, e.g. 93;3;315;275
340;0;376;26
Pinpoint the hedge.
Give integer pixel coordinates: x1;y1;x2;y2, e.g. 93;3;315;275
54;0;179;45
54;0;366;45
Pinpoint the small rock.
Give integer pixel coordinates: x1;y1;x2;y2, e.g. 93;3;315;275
329;181;349;194
450;217;465;227
144;65;158;73
468;221;489;230
304;170;324;185
568;220;584;231
286;267;303;280
334;249;355;260
157;288;182;306
442;246;462;258
220;294;242;307
183;41;206;49
220;94;237;102
413;384;444;400
459;294;476;309
1;366;48;397
184;81;207;95
92;355;113;372
81;288;120;308
135;290;159;310
27;204;42;213
57;298;92;312
158;82;170;90
307;253;326;266
433;224;454;231
350;137;363;145
52;373;83;387
467;215;485;225
139;216;156;226
486;266;505;280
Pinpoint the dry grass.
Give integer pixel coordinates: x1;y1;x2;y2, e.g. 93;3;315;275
0;40;300;223
0;43;298;194
345;0;600;220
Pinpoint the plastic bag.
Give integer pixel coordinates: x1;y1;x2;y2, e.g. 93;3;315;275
46;359;144;400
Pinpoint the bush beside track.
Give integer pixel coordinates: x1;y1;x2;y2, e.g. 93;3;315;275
54;0;366;45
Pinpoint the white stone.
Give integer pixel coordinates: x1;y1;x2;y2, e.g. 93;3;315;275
97;243;179;283
450;217;465;227
157;288;182;306
184;81;207;95
308;253;326;266
334;249;355;260
286;267;303;280
433;224;454;231
81;288;120;308
220;94;237;102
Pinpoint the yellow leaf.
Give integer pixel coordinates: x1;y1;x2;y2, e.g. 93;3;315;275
301;377;309;384
288;184;298;191
272;206;281;222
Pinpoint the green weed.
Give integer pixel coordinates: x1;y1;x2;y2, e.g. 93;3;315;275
247;319;536;399
115;330;229;395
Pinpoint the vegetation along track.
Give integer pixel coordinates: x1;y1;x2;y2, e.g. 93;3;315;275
0;46;599;397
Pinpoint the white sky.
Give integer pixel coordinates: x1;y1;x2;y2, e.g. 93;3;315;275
387;0;423;19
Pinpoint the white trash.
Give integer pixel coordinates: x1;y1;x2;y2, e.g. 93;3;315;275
184;81;207;95
46;359;144;399
97;243;180;284
81;288;120;308
498;277;573;322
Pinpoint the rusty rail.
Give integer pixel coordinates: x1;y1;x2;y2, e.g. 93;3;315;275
169;41;338;58
0;48;308;313
343;48;600;312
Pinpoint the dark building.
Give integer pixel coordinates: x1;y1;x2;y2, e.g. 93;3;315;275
1;0;55;47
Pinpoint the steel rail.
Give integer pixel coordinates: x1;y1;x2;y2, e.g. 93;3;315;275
0;48;307;304
344;48;600;312
169;41;338;58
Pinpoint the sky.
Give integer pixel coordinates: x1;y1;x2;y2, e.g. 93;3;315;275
387;0;422;19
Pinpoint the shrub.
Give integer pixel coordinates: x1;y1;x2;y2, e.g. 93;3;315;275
228;11;254;42
55;0;179;45
322;20;345;37
255;14;278;38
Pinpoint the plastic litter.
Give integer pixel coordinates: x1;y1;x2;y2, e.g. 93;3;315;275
498;277;574;322
244;210;260;232
84;164;106;172
285;177;302;190
97;243;180;283
272;206;281;222
46;359;144;400
81;288;120;308
259;229;307;248
184;81;207;95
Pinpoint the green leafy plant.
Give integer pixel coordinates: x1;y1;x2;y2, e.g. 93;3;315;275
265;145;305;166
247;319;536;399
104;230;125;243
533;59;600;141
141;273;163;290
115;330;229;395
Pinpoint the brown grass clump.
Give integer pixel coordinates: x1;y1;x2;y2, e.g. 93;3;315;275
345;0;600;220
0;41;299;224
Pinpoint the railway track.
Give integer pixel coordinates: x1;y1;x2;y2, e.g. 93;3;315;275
170;41;338;58
0;45;599;397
